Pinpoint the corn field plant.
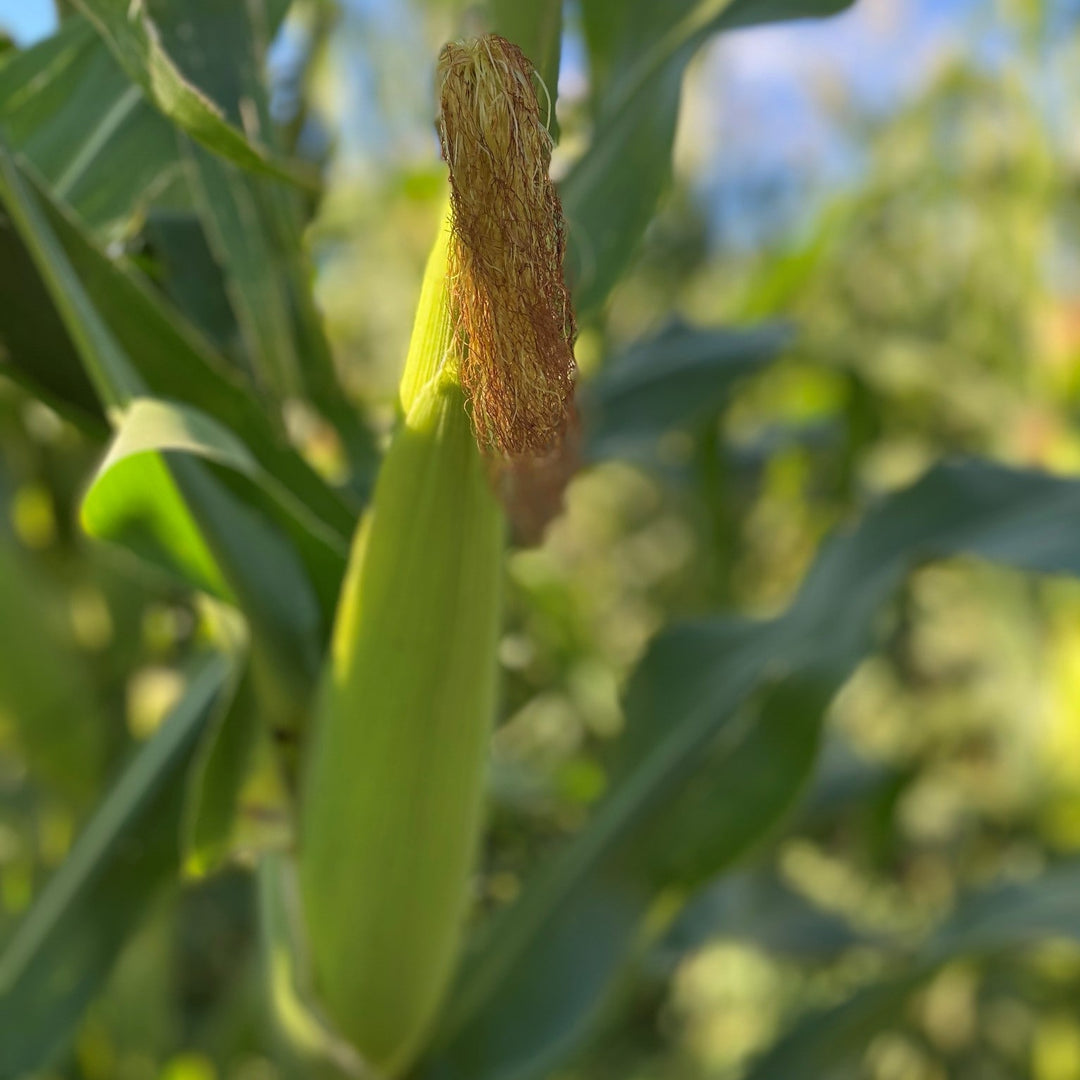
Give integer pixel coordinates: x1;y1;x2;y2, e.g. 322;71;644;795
3;2;1080;1079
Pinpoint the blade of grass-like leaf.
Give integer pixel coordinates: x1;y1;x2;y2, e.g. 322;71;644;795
68;0;315;189
151;0;377;482
161;0;307;398
0;139;138;409
181;648;293;876
744;860;1080;1079
423;460;1080;1080
83;396;341;644
566;0;857;314
580;321;792;460
0;143;332;698
0;141;354;562
0;655;231;1077
491;0;562;139
0;15;185;240
183;142;303;397
0;210;105;432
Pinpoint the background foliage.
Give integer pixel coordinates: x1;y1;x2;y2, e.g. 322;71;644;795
3;1;1080;1079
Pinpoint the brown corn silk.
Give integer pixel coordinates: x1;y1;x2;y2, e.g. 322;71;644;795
437;34;576;459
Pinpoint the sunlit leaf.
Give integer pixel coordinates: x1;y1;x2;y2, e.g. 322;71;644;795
566;0;857;314
0;16;184;241
68;0;314;188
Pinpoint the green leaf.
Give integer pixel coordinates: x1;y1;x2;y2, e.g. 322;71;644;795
0;656;231;1076
422;460;1080;1080
580;321;791;460
491;0;562;139
146;0;378;485
565;0;857;314
0;143;344;704
0;141;354;593
745;860;1080;1079
81;397;331;698
0;15;184;240
139;210;240;353
183;656;295;876
68;0;315;188
82;396;346;622
662;869;869;962
0;207;105;432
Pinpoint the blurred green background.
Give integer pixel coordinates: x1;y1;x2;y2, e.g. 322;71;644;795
5;1;1080;1079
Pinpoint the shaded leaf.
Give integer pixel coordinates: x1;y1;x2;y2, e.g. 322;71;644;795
0;656;231;1076
0;209;104;432
182;657;264;877
423;460;1080;1080
745;860;1080;1080
491;0;562;140
69;0;314;188
0;15;184;240
0;142;354;611
662;869;869;962
580;321;791;460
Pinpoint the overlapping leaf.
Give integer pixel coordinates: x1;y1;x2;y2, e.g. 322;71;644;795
421;460;1080;1080
0;656;232;1076
69;0;311;187
0;141;348;698
746;860;1080;1079
580;320;792;460
0;16;183;241
565;0;857;314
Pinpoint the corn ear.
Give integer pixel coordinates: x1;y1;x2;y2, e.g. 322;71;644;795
297;208;503;1077
299;32;577;1076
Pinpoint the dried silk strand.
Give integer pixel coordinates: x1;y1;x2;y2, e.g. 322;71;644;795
436;34;576;458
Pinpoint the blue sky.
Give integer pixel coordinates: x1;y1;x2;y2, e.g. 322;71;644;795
0;1;54;43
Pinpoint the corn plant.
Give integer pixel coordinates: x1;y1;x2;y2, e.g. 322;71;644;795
4;3;1080;1080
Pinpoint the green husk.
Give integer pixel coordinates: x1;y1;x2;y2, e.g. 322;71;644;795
298;206;503;1077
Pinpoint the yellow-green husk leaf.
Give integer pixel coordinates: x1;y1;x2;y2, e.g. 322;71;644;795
298;210;503;1077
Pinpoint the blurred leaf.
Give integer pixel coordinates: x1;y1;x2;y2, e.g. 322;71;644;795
68;0;314;189
745;860;1080;1079
661;869;869;962
161;0;309;398
257;853;369;1079
565;0;857;314
0;210;105;432
0;16;184;240
490;0;562;139
184;143;304;395
0;3;371;483
154;0;378;486
0;655;232;1077
182;658;262;878
423;460;1080;1080
0;537;107;799
580;321;791;460
139;210;240;352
